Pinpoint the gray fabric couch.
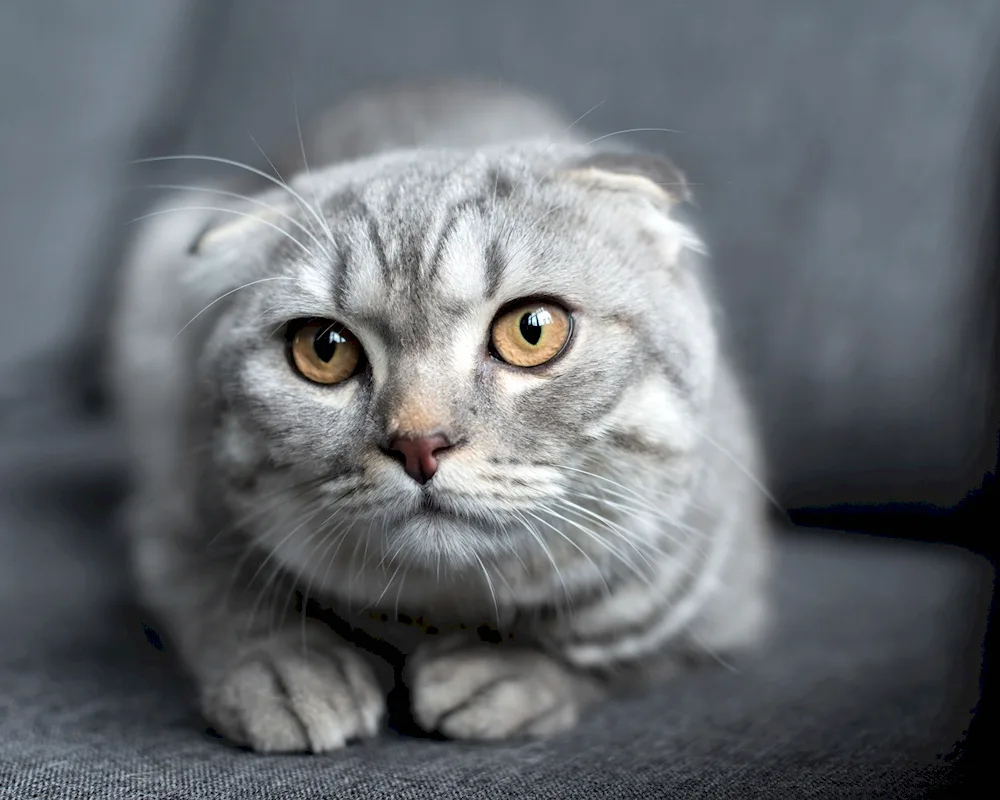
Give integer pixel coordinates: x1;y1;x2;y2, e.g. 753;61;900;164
1;2;995;796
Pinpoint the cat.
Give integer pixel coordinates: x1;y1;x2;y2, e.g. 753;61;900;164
110;80;771;752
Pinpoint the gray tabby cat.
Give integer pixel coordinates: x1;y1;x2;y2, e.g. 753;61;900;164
111;80;770;752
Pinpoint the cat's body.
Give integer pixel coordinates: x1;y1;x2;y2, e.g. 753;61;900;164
111;81;770;751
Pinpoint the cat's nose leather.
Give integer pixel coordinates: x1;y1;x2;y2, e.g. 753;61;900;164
388;434;451;484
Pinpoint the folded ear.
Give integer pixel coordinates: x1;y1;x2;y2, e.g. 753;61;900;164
560;150;691;205
180;187;298;299
189;204;288;256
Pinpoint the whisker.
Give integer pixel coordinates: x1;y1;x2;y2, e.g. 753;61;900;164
562;99;607;139
354;520;375;586
139;183;333;260
298;515;354;651
583;127;681;146
172;275;296;339
473;552;501;634
550;464;667;512
371;557;406;611
293;93;338;251
128;206;315;261
525;508;613;597
393;565;409;621
249;133;328;251
206;473;337;550
519;98;607;197
132;154;334;243
243;505;328;632
284;522;333;649
554;497;664;569
566;487;695;546
520;510;574;611
677;418;785;515
218;489;328;607
685;626;741;674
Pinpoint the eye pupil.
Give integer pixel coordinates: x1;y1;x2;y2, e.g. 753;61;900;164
313;328;345;362
519;312;544;345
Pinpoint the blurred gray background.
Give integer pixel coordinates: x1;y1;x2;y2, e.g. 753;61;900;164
2;0;997;512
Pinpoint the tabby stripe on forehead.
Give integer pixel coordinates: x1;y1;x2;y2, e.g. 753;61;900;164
364;212;391;286
487;167;515;202
426;170;512;289
425;196;484;283
482;237;508;299
332;240;350;313
323;192;392;287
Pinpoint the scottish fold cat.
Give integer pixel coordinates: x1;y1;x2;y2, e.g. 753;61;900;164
111;81;770;751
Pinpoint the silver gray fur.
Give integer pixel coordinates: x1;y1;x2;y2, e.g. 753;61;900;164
111;81;770;751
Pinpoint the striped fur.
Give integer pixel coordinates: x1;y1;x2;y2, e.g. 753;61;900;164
111;81;770;751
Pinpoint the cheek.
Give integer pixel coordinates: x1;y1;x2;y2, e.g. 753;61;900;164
588;374;698;455
232;350;372;465
212;412;267;488
503;322;636;433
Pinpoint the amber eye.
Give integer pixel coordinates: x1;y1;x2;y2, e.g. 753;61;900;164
288;319;363;385
490;301;573;368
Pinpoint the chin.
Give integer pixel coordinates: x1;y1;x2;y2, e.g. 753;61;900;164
391;501;508;568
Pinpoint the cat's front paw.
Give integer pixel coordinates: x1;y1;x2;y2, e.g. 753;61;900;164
201;625;385;753
407;641;593;740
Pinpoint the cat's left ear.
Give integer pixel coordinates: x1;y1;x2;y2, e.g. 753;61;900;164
560;150;691;205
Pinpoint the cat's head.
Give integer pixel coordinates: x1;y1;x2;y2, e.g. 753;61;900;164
188;142;717;576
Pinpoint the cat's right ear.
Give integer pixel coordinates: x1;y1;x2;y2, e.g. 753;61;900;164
559;149;692;205
181;190;295;298
189;205;286;257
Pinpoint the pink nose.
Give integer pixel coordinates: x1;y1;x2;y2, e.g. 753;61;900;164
388;434;452;484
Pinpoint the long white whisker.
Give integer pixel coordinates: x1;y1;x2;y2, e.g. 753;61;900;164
521;510;574;611
554;497;664;568
295;516;353;651
132;154;334;242
249;133;328;250
473;552;501;634
245;505;326;596
129;206;315;261
172;276;295;339
293;93;337;252
543;504;652;589
206;475;329;550
140;183;333;260
677;419;784;514
549;464;672;515
562;99;606;139
518;98;607;197
371;558;405;610
526;508;613;596
566;487;695;545
551;463;701;522
583;127;681;146
685;626;740;674
243;504;328;636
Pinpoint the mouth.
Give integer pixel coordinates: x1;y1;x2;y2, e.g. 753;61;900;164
418;492;451;515
413;490;488;526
